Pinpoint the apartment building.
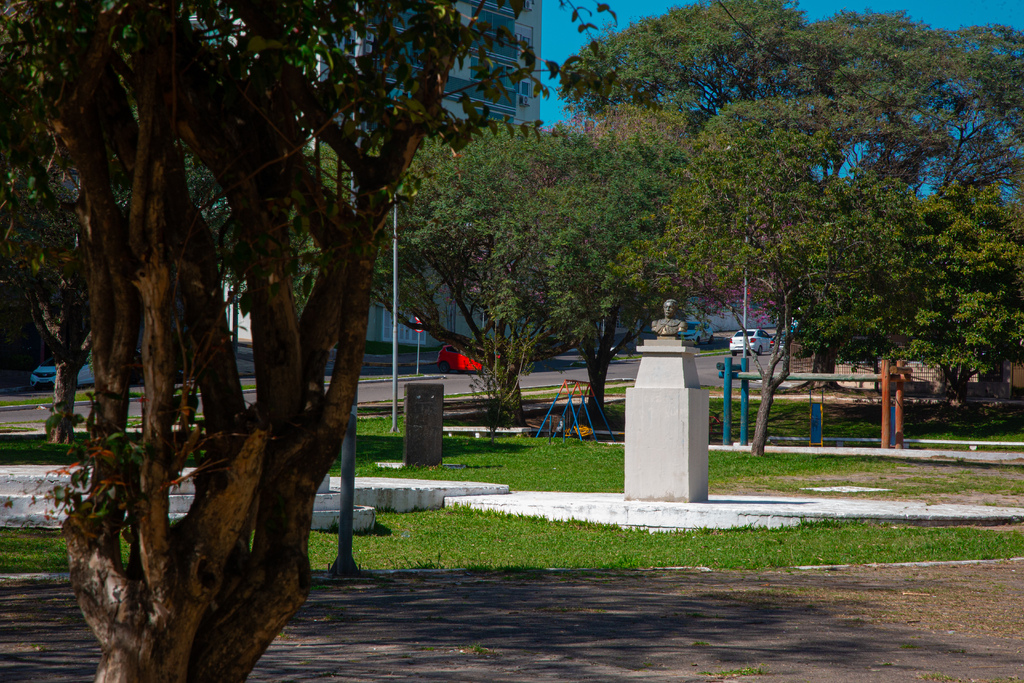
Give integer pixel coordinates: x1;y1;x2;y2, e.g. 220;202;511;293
368;0;543;346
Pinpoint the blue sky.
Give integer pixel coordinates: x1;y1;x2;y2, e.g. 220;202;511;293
539;0;1024;123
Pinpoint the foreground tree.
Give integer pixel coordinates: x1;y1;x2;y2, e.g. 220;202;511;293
0;1;608;680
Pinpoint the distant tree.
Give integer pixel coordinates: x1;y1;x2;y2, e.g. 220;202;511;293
569;2;1024;379
668;118;917;455
907;185;1024;406
567;2;1024;191
565;0;809;127
559;107;689;410
0;166;90;443
381;115;683;418
381;134;584;425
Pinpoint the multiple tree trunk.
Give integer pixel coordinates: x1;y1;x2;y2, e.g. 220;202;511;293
23;7;456;680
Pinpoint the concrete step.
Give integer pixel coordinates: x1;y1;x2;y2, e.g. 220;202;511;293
0;467;376;532
1;489;375;532
0;468;509;531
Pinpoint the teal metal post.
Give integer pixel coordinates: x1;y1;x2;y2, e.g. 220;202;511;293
723;356;733;445
739;356;749;446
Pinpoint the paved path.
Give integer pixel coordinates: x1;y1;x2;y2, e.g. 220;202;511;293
3;562;1024;681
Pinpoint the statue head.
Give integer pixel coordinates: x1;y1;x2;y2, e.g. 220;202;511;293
663;299;678;319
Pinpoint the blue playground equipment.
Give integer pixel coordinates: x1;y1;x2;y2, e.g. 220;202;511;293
535;380;616;443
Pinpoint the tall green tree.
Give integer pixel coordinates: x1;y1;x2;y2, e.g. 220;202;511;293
0;2;610;680
566;0;809;126
561;108;689;409
383;134;589;425
568;1;1024;377
381;114;682;419
567;1;1024;191
907;185;1024;405
669;119;916;455
0;167;91;443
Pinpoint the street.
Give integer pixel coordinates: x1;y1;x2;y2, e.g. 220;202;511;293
0;341;741;425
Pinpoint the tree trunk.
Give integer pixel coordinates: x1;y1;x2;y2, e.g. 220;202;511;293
509;374;526;427
581;307;640;416
49;360;79;444
943;364;974;407
16;2;469;679
809;345;840;391
749;298;796;456
810;346;838;374
586;358;609;413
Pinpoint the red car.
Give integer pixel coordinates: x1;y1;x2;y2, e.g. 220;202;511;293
436;345;482;373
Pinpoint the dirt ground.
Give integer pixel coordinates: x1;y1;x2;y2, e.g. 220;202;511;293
3;562;1023;682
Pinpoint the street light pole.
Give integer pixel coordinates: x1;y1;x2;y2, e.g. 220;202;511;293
742;235;749;358
391;204;399;432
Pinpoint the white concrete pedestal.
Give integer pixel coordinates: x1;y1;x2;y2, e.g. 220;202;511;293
625;339;709;502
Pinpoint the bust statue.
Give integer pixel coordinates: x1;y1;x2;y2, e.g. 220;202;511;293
651;299;684;338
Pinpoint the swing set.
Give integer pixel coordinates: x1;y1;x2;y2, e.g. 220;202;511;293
534;380;616;443
718;357;913;448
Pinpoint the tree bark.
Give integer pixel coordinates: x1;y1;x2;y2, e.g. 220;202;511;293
5;2;486;680
809;345;840;391
49;362;79;444
942;364;974;407
749;296;796;456
580;306;641;414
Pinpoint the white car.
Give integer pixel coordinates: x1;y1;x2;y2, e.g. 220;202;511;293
29;359;95;388
729;329;771;356
682;320;714;345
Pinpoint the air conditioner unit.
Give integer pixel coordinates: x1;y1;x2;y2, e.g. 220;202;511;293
518;94;531;106
523;0;533;10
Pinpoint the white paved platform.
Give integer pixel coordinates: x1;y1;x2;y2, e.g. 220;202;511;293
445;491;1024;531
0;466;378;532
343;477;508;513
0;468;507;530
6;466;1024;534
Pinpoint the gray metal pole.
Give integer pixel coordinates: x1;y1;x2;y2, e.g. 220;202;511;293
331;386;359;576
391;204;399;432
743;236;749;358
740;356;749;446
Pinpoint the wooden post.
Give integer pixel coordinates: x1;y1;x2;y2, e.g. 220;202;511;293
894;359;906;450
880;359;891;449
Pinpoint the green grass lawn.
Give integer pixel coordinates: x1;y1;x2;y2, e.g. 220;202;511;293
0;438;82;466
6;514;1022;574
4;409;1024;575
331;511;1024;572
347;417;1024;501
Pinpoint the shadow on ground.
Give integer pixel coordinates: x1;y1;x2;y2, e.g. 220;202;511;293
3;562;1023;681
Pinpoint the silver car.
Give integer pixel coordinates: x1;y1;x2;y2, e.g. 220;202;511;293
729;329;771;356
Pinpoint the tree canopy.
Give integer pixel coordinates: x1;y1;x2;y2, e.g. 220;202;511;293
379;108;685;415
907;185;1024;404
566;0;1024;193
668;118;917;453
